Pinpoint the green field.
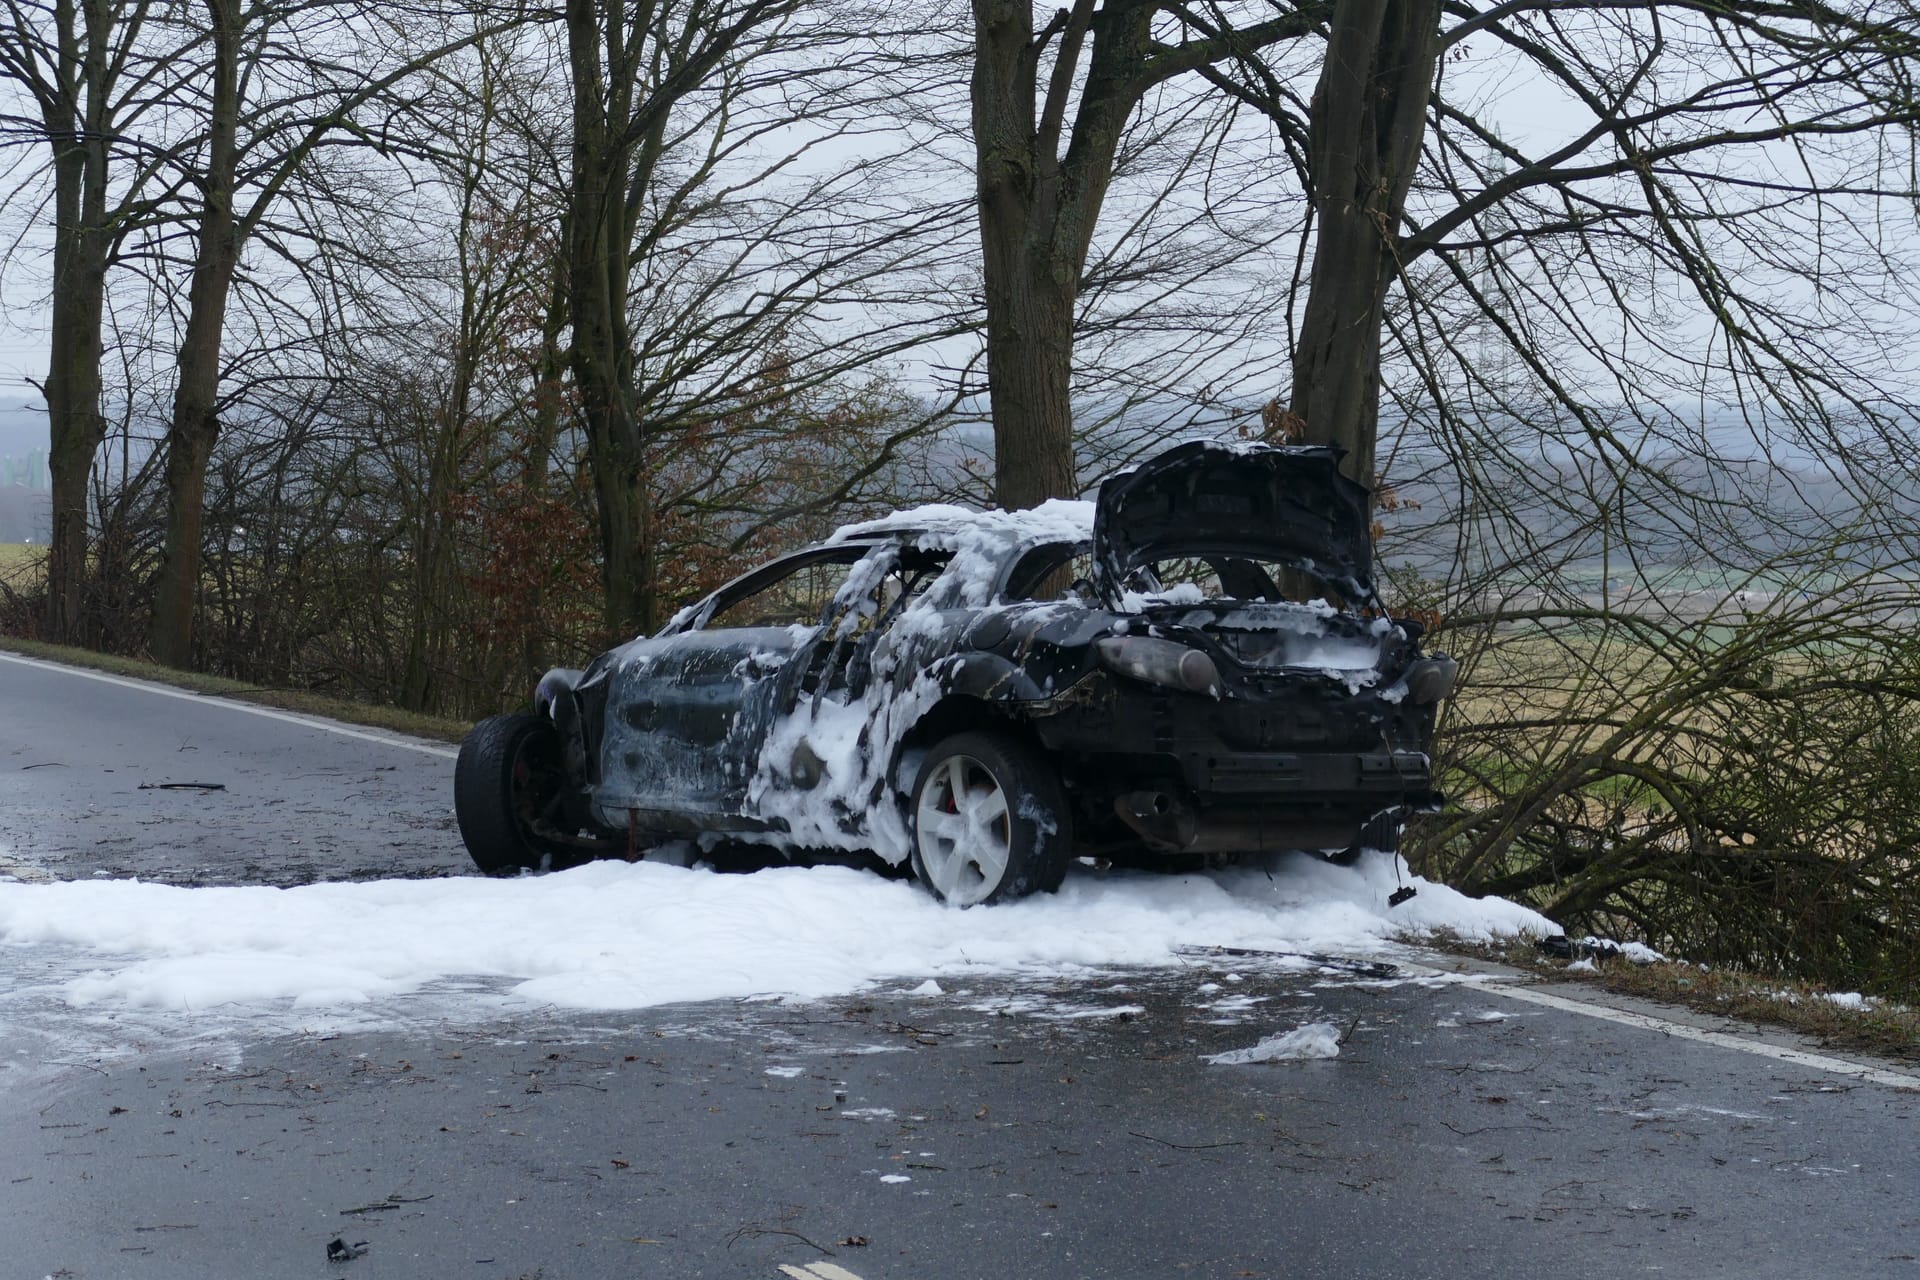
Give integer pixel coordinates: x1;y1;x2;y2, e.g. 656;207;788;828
0;543;45;587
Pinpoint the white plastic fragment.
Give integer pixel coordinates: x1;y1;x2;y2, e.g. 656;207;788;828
1204;1021;1343;1064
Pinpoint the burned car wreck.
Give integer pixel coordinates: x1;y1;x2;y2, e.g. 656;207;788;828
454;441;1456;905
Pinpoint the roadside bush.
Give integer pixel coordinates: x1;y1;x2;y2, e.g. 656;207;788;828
1415;590;1920;1002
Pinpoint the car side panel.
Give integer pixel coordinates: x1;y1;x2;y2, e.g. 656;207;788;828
594;627;812;818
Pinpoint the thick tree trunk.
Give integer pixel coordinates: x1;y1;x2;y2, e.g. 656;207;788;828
1290;0;1440;492
150;428;219;660
971;0;1065;510
587;438;652;637
565;0;653;641
977;243;1079;510
43;219;108;644
41;0;116;645
150;0;241;668
970;0;1147;511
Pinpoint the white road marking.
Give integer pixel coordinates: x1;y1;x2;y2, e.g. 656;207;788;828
1487;981;1920;1092
778;1264;869;1280
0;650;458;759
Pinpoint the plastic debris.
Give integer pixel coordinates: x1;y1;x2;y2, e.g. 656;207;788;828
326;1238;368;1263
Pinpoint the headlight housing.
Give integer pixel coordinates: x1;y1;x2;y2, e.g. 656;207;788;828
1094;636;1221;698
1400;656;1458;704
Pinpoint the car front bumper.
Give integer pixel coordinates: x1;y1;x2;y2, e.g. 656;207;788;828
1031;675;1443;853
1184;747;1434;796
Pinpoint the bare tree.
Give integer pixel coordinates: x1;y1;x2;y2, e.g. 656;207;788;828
562;0;811;638
1198;0;1920;490
1209;0;1920;979
0;1;172;642
562;0;975;638
1284;0;1437;491
966;0;1316;508
147;1;528;666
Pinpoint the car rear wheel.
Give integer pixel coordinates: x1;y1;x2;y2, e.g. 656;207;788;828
455;713;591;876
1325;810;1402;866
910;731;1069;906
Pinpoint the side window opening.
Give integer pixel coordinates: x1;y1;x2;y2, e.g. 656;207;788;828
701;547;874;631
815;546;954;694
1005;543;1094;601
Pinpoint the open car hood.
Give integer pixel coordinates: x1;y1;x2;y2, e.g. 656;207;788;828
1091;441;1375;604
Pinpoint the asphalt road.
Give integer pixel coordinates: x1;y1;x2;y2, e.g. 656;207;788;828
3;650;1917;1280
0;651;468;886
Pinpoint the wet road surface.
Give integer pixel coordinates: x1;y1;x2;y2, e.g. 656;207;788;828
0;651;466;886
6;970;1917;1280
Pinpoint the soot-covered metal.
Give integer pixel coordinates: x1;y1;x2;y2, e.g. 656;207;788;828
454;442;1456;905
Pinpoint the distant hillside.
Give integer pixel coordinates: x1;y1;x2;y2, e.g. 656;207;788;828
0;401;49;540
0;485;48;542
0;398;46;461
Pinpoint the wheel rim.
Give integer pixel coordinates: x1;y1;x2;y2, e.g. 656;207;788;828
915;754;1012;906
509;733;564;848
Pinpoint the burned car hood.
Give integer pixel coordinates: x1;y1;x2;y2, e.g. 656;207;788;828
1091;441;1374;603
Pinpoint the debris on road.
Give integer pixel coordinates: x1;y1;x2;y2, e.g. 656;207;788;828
1204;1021;1343;1064
339;1193;431;1215
325;1237;368;1262
1175;944;1399;979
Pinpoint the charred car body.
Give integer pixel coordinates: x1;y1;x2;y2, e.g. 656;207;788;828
454;441;1456;905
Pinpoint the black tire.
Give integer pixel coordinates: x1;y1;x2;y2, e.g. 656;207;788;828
455;713;590;876
1325;810;1402;866
908;730;1070;906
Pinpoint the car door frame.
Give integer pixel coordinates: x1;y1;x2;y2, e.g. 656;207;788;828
593;541;889;822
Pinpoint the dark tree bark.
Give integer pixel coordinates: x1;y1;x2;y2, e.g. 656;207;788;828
150;0;240;668
44;108;111;645
968;0;1315;509
1288;0;1440;491
565;0;650;640
970;0;1126;511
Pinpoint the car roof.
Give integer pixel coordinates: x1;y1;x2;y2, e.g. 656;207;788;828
824;498;1096;551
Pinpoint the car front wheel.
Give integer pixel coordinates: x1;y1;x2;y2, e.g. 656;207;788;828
909;731;1069;906
454;713;591;876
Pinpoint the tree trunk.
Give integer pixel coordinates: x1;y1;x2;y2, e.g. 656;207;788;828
516;259;571;686
150;0;241;668
43;224;107;644
150;428;219;658
40;0;117;645
977;240;1079;510
1289;0;1441;492
565;0;652;641
969;0;1164;509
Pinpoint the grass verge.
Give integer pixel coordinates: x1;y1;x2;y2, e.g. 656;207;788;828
1440;934;1920;1065
0;635;472;744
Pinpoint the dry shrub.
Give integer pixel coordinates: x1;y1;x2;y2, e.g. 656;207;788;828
1416;593;1920;1001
